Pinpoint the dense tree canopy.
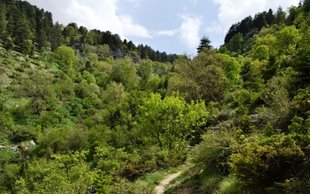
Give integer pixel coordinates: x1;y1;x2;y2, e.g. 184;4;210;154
0;0;177;63
1;0;310;194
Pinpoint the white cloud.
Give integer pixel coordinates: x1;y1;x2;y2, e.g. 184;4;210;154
207;0;300;46
156;29;178;36
27;0;151;39
179;15;202;52
26;0;202;54
26;0;300;54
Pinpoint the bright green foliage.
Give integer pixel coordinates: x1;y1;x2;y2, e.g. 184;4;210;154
54;45;76;75
54;46;75;65
137;60;153;82
191;130;234;175
225;33;245;54
110;57;139;90
230;134;307;190
93;146;129;176
252;45;270;61
102;82;126;105
136;93;208;164
19;152;95;194
276;26;300;55
218;176;243;194
217;53;242;88
167;2;310;193
145;76;161;91
2;1;310;194
168;51;227;102
252;29;277;56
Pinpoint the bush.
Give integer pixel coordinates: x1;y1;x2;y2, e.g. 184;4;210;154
54;45;76;75
39;127;88;155
230;134;307;191
218;176;244;194
190;130;234;175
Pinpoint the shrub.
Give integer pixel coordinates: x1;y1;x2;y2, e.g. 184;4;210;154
230;134;306;191
190;130;234;175
218;176;244;194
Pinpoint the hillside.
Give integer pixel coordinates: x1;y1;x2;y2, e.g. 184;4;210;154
0;0;310;194
167;1;310;193
0;0;177;63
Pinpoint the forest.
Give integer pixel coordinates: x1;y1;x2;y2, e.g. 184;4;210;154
0;0;309;193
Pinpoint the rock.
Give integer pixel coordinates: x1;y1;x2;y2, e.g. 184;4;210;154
29;140;36;146
250;114;261;123
17;56;25;62
10;145;19;152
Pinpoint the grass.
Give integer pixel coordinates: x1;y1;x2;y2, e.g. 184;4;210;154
164;164;246;194
218;176;244;194
165;167;223;194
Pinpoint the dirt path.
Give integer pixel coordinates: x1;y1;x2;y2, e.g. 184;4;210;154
154;171;182;194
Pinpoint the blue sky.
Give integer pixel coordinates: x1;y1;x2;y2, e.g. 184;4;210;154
27;0;300;55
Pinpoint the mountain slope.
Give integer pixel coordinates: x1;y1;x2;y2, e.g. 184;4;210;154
166;1;310;193
0;0;177;62
0;0;310;194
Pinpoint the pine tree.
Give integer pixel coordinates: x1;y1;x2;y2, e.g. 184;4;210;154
253;13;267;30
266;9;275;25
35;10;49;50
0;4;7;37
14;12;34;54
6;14;14;37
51;22;63;51
275;7;286;24
303;0;310;12
197;36;212;53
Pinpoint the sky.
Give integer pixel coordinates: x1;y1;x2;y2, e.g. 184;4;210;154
26;0;300;55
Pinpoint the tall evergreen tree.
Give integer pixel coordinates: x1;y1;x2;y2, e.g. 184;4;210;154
275;7;287;24
6;13;14;37
303;0;310;12
14;12;34;54
239;16;253;34
197;36;212;53
266;9;275;25
253;13;267;30
0;4;6;37
51;22;63;51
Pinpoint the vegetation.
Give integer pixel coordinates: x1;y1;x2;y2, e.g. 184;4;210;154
168;1;310;193
0;0;177;63
0;0;310;193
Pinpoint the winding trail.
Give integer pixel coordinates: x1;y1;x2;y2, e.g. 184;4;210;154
154;171;182;194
